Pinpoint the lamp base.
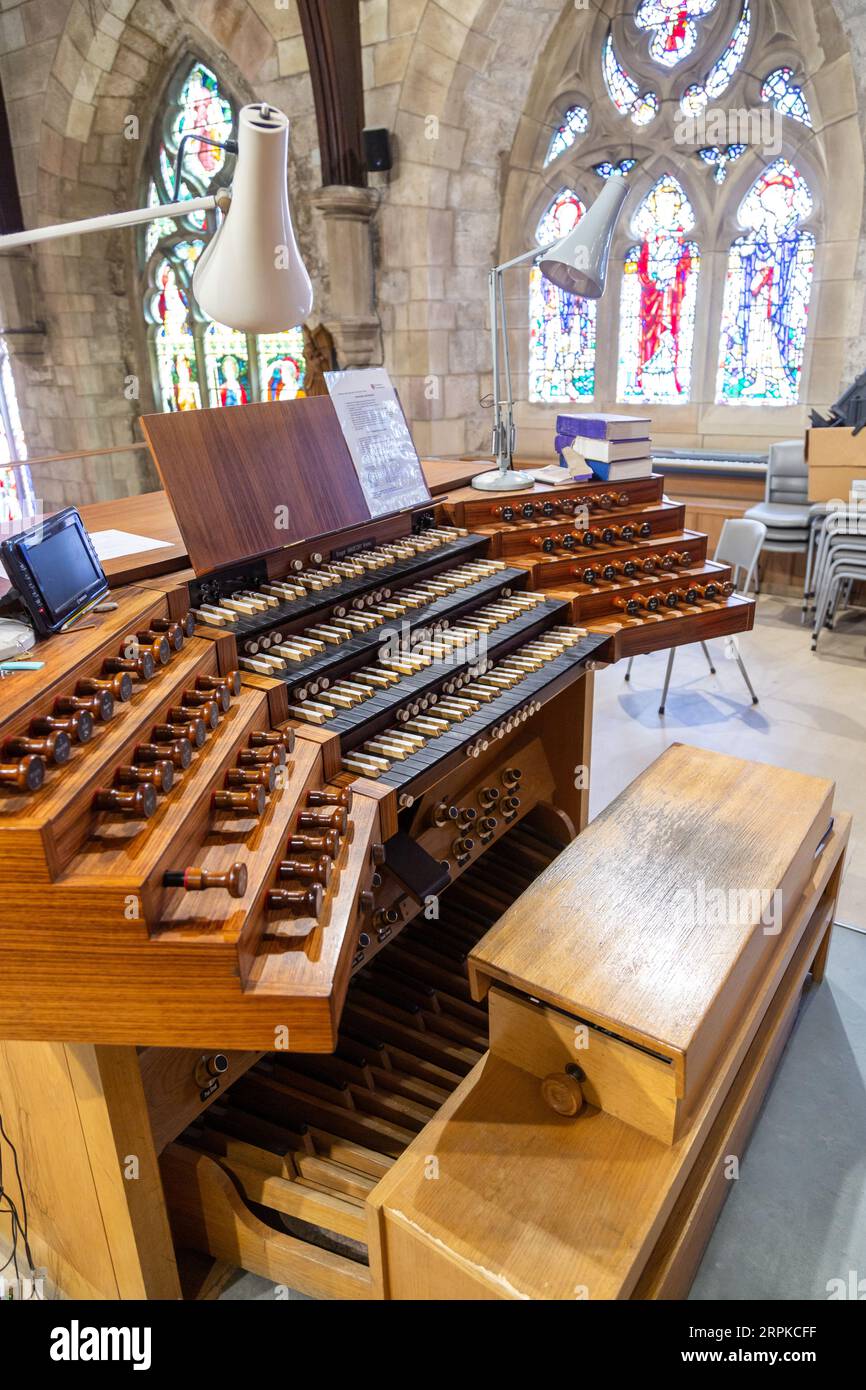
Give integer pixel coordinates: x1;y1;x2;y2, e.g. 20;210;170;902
471;467;534;492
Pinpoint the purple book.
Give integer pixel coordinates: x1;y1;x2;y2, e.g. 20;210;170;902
556;412;651;443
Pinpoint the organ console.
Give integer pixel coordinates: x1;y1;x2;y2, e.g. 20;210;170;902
0;396;850;1303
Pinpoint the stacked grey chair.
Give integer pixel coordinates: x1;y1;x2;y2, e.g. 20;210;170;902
810;502;866;650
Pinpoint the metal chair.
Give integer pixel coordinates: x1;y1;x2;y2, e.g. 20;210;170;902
744;439;811;583
809;506;866;650
624;518;766;714
803;502;830;623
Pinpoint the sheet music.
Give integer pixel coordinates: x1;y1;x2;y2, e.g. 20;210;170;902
325;368;432;518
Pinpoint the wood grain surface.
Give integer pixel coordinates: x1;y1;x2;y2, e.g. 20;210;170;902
142;396;372;574
371;814;848;1300
470;744;834;1083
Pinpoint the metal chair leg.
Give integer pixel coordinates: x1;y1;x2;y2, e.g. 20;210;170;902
658;647;676;715
700;641;716;675
734;649;759;705
624;657;634;683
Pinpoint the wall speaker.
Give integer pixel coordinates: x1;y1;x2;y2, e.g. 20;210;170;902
363;127;392;174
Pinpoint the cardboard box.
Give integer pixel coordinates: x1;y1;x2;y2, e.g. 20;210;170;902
806;427;866;502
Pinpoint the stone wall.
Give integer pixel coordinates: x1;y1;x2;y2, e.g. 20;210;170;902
1;0;865;507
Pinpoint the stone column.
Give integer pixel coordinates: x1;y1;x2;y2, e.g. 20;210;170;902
311;185;380;366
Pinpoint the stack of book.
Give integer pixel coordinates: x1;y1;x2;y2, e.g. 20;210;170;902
555;413;653;482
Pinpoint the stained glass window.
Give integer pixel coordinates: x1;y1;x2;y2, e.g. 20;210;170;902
258;335;307;401
602;33;659;127
716;159;815;405
593;158;638;180
681;0;751;114
635;0;719;69
761;67;813;128
617;174;701;404
544;105;589;166
0;341;27;466
0;339;34;533
140;57;306;412
528;190;597;403
697;143;747;184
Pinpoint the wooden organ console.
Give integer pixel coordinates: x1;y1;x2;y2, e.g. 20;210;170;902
0;397;849;1301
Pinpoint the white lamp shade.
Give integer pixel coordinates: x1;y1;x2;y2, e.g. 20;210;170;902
193;103;313;332
538;175;629;299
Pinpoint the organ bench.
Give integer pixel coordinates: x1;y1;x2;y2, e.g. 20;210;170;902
0;397;849;1300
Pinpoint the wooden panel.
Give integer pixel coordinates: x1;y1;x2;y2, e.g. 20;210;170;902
371;813;848;1300
488;987;680;1144
140;1046;264;1153
445;473;665;530
470;744;834;1107
586;592;755;661
161;1143;373;1299
142;397;371;575
634;826;849;1298
0;1041;180;1299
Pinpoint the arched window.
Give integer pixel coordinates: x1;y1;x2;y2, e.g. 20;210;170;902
761;67;812;128
0;337;34;527
697;143;746;185
140;59;306;413
0;339;26;464
528;190;597;403
544;105;589;166
617;174;701;404
716;159;815;405
602;34;659;126
681;0;751;115
635;0;719;69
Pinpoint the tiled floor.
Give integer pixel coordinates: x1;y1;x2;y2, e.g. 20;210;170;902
590;595;866;924
220;594;866;1301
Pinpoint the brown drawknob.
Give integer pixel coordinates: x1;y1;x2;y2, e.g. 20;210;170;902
30;712;93;744
266;885;322;918
143;619;184;651
238;746;286;769
115;761;174;793
0;755;45;792
93;785;157;819
156;717;206;748
4;732;70;765
191;680;230;712
278;855;332;886
226;765;276;792
197;670;240;699
135;738;192;769
171;698;219;729
104;652;155;681
77;673;133;702
55;691;114;722
287;830;340;858
541;1068;585;1117
250;729;293;751
298;805;348;834
163;864;247;897
307;786;352;812
211;787;266;816
135;632;172;665
180;687;222;709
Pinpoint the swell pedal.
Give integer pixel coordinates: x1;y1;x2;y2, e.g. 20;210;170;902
383;830;452;903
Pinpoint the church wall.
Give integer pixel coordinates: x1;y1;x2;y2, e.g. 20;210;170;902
0;0;865;508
